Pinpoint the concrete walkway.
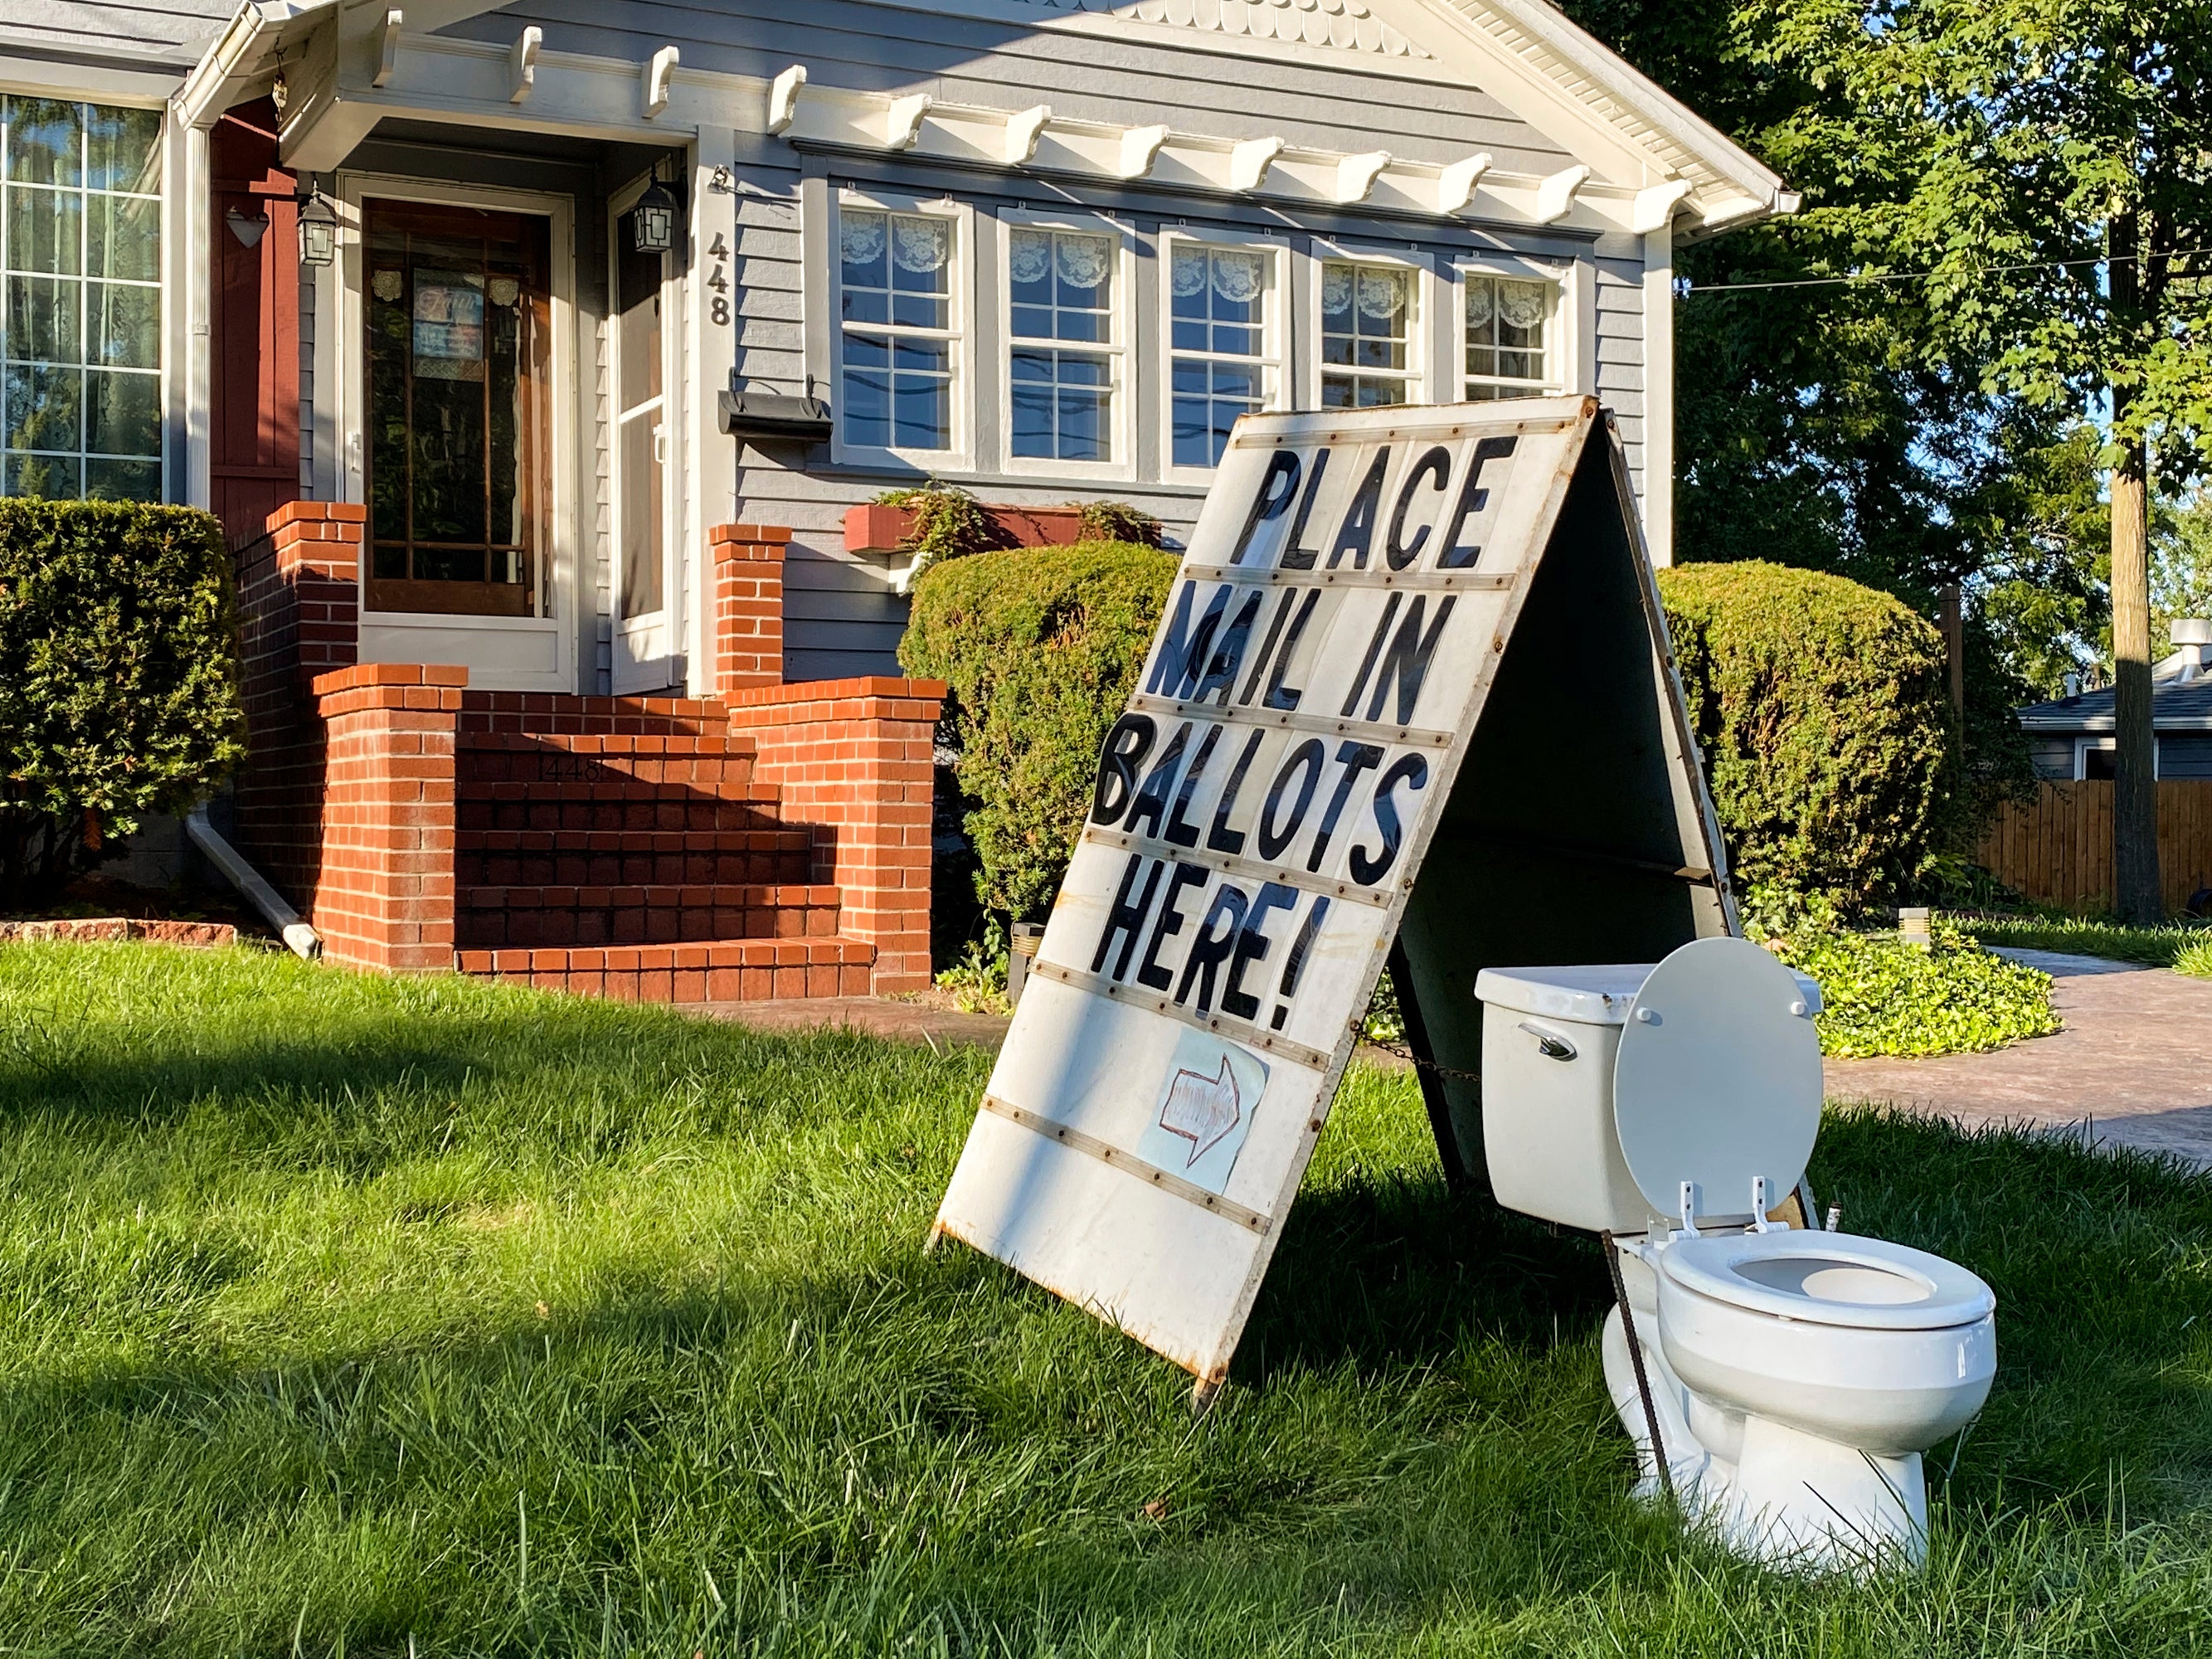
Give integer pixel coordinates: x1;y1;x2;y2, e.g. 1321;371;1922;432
699;950;2212;1170
1825;950;2212;1169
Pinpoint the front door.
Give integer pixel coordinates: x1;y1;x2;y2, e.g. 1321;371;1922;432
610;182;679;691
362;199;551;619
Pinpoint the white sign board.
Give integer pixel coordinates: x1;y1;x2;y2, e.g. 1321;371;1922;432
933;397;1715;1389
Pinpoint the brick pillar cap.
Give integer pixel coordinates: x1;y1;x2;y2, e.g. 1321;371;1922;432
312;662;470;698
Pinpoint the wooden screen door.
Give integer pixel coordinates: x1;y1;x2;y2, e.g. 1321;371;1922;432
362;200;551;617
610;182;680;691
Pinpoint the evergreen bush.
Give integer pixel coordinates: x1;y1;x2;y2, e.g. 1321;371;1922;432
0;500;246;907
1656;561;1954;907
899;540;1178;920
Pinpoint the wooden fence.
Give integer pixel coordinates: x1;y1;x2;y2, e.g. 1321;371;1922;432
1976;780;2212;914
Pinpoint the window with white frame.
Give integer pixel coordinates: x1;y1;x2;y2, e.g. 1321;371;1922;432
1168;241;1275;470
1462;270;1559;399
1008;225;1117;464
1320;259;1416;408
2;98;163;502
837;205;956;453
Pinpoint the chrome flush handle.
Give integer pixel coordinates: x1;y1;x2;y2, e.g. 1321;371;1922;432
1517;1021;1578;1062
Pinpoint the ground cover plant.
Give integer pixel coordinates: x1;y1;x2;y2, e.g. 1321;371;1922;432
1746;890;2061;1058
1962;912;2212;977
3;942;2210;1654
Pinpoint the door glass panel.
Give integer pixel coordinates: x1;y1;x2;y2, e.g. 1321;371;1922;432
615;217;664;622
362;200;550;616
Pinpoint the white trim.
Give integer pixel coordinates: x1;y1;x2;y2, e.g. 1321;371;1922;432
0;58;179;105
1305;237;1434;411
1155;226;1289;485
995;205;1137;483
333;170;577;694
828;184;974;473
607;169;683;693
1641;226;1674;562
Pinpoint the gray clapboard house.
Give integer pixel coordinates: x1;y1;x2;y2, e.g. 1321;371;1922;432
2;0;1793;692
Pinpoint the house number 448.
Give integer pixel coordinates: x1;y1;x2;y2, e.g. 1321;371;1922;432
707;233;732;327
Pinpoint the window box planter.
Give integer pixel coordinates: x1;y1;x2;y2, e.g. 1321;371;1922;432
843;502;1090;556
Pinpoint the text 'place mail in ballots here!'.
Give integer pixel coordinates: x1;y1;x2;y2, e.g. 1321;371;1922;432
935;397;1610;1385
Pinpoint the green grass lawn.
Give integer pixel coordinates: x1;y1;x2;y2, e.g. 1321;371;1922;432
3;942;2212;1655
1962;913;2212;975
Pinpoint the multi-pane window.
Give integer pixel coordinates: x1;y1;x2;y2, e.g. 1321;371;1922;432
1320;260;1414;408
2;99;163;502
1009;226;1116;463
839;207;954;452
1169;243;1271;469
1464;272;1557;399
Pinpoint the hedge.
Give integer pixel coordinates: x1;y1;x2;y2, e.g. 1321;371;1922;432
905;543;1953;922
1655;561;1953;907
899;540;1178;921
0;500;246;907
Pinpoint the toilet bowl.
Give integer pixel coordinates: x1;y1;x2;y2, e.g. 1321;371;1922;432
1475;937;1998;1571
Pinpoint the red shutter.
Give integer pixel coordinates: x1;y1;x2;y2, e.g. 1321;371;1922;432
208;99;300;544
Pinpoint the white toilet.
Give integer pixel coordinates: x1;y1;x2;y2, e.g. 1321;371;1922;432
1474;937;1997;1571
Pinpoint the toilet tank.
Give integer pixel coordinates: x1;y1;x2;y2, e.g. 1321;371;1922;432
1474;965;1657;1233
1474;960;1825;1233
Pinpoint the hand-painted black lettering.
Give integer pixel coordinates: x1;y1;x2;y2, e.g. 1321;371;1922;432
1206;727;1265;854
1339;592;1404;718
1237;590;1296;705
1261;589;1321;711
1276;893;1331;1000
1279;448;1332;570
1164;724;1223;847
1091;713;1156;823
1121;721;1192;839
1364;594;1456;724
1223;881;1296;1020
1436;435;1519;568
1230;450;1301;565
1307;741;1384;871
1257;737;1325;862
1092;854;1164;980
1385;445;1451;571
1327;447;1392;570
1193;589;1264;703
1145;581;1232;698
1349;752;1428;884
1175;882;1251;1014
1135;861;1208;991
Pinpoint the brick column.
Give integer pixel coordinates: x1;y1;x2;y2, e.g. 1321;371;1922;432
309;664;467;973
730;676;946;994
708;522;788;693
231;501;366;906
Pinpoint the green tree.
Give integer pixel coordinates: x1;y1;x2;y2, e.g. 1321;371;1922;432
1748;0;2212;919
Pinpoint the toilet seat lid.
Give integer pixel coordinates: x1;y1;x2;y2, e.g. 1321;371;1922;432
1612;936;1822;1221
1659;1228;1996;1331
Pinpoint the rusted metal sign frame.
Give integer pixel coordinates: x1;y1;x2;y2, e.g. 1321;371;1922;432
931;396;1735;1394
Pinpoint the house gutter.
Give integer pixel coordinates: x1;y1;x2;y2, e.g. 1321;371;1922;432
185;808;322;959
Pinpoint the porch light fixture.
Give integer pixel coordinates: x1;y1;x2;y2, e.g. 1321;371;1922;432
297;183;338;267
630;174;680;255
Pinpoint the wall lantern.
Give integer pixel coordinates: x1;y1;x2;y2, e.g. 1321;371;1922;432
630;175;680;255
297;183;338;267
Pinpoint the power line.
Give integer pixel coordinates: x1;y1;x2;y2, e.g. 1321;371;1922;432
1684;247;2211;295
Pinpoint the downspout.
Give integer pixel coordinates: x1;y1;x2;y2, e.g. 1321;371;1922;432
185;807;322;959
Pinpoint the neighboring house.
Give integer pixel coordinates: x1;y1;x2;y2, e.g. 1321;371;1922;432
2019;621;2212;782
1;0;1791;998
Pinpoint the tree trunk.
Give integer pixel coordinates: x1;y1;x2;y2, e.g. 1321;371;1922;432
2109;419;2161;923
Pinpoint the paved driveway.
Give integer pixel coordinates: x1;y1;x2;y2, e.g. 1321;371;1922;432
1825;950;2212;1168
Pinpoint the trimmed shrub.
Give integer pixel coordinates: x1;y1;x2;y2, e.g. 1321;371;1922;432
899;540;1178;921
1656;561;1953;907
0;500;246;907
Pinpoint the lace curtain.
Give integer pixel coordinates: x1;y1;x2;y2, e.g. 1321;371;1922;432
1468;275;1552;333
1011;227;1111;291
1321;263;1406;322
839;211;950;275
1171;246;1266;304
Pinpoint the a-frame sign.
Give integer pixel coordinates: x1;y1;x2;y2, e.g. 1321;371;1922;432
932;397;1737;1393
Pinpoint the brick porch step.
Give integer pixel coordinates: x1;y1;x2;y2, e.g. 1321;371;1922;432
459;731;759;791
457;791;788;835
455;882;843;950
457;936;877;1002
457;827;815;888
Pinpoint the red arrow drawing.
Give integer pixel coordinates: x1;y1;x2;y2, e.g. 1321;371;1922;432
1157;1057;1242;1166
